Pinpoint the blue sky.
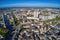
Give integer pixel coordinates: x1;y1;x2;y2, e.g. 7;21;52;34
0;0;60;8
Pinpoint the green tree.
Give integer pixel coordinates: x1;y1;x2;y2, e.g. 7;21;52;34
13;14;23;30
0;27;9;35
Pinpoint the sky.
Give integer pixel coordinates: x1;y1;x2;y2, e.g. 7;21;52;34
0;0;60;8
